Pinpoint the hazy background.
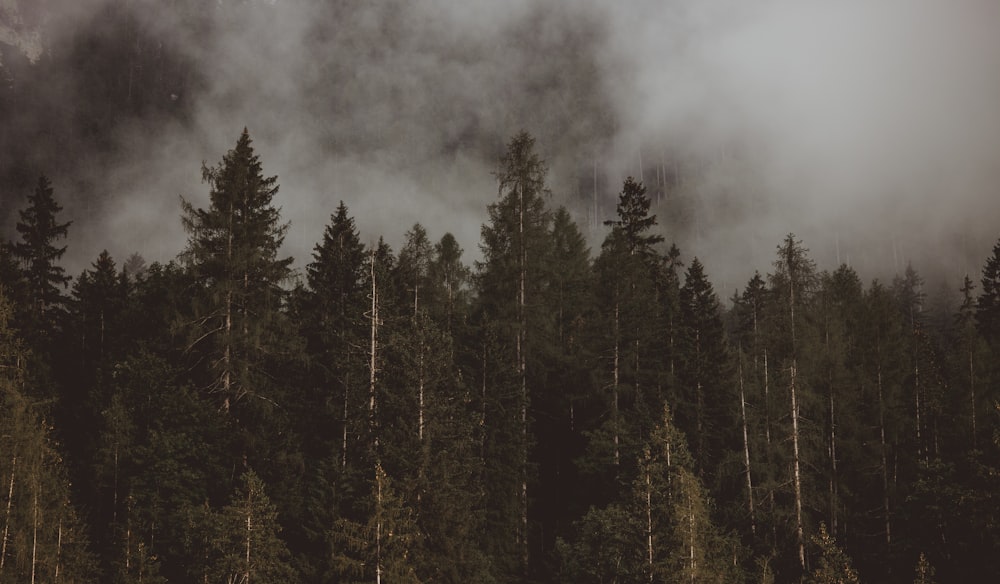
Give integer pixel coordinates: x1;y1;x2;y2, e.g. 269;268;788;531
2;0;999;298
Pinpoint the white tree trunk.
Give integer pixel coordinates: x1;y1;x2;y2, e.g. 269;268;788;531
790;362;805;571
737;353;756;535
613;301;620;467
0;456;14;575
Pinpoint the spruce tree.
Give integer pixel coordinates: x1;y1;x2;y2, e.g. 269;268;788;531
10;175;71;346
208;470;295;584
806;523;859;584
676;257;730;481
428;233;471;337
977;239;1000;344
475;131;552;579
179;128;294;412
767;234;819;575
589;177;665;491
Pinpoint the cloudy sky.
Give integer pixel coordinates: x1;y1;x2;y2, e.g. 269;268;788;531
5;0;1000;294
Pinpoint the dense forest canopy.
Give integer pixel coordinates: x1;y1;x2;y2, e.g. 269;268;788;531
3;2;1000;583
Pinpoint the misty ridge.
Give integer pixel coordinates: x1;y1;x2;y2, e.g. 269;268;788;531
1;0;998;298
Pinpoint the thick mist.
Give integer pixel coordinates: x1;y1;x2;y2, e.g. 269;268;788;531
3;0;1000;296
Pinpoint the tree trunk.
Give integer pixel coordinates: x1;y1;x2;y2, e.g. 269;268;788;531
969;347;976;449
790;362;805;571
763;349;771;446
613;301;621;467
0;456;14;575
245;487;252;584
645;459;654;583
370;249;379;455
877;340;891;549
737;352;756;535
30;477;38;584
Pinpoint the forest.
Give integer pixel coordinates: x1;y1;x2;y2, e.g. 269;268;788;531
1;127;999;584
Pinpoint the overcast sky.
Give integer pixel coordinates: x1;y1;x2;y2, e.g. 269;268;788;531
6;0;1000;295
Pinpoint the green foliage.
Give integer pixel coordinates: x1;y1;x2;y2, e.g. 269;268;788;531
0;289;97;584
603;176;664;258
179;128;294;411
913;552;936;584
556;503;642;584
806;523;859;584
977;239;1000;344
330;465;421;584
10;175;72;347
208;469;297;584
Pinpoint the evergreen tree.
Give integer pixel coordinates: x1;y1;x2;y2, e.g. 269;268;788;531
208;470;296;584
588;177;666;491
330;464;421;584
806;523;859;584
913;552;936;584
10;175;71;347
637;405;742;584
977;239;1000;344
955;275;987;449
300;201;368;469
0;288;96;583
767;234;819;575
395;223;434;318
475;131;553;579
428;233;471;337
179;127;294;412
676;257;730;481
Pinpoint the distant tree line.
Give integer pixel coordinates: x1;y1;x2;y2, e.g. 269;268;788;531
1;129;999;583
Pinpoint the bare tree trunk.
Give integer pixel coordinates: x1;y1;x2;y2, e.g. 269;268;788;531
376;466;384;584
512;181;529;573
55;514;62;583
0;456;14;575
829;374;838;535
418;350;425;443
790;362;805;571
737;352;756;535
30;477;38;584
222;203;234;412
877;353;891;549
245;485;252;584
763;349;771;446
969;347;976;449
613;301;621;467
370;249;379;454
645;459;654;583
689;498;696;584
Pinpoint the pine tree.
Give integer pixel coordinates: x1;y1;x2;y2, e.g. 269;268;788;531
10;175;71;347
676;257;730;480
301;201;367;470
913;552;936;584
395;224;434;318
955;275;986;449
0;288;96;583
330;464;421;584
428;233;471;338
475;131;552;578
767;234;819;574
977;239;1000;344
637;405;741;584
208;470;295;584
590;177;665;484
806;523;859;584
179;128;294;412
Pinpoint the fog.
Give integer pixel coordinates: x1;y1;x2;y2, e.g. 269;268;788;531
3;0;1000;296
